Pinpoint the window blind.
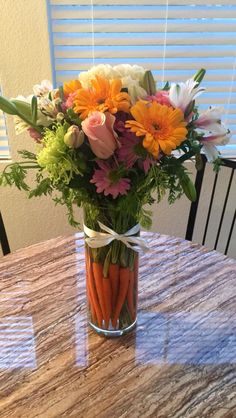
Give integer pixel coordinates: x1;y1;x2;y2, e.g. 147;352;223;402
0;87;10;160
48;0;236;157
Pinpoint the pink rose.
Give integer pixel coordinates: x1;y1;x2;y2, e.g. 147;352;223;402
82;111;119;159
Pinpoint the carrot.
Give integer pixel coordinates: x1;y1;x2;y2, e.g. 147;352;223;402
103;277;112;328
133;255;139;312
127;269;135;320
88;285;97;323
87;258;103;328
92;262;107;321
112;267;130;328
109;263;120;313
134;255;139;281
85;249;94;315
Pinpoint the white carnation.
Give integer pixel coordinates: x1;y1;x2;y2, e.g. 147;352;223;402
113;64;146;82
79;64;116;88
78;64;146;89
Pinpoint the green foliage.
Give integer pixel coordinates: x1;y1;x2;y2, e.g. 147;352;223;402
139;208;153;229
37;123;82;184
18;150;37;160
54;187;81;227
141;70;156;95
193;68;206;85
0;96;18;114
66;108;82;126
0;163;30;191
29;176;53;198
31;96;38;124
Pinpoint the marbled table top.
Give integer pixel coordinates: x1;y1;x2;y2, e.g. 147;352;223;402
0;232;235;418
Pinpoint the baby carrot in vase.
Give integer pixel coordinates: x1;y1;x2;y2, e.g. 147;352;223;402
112;267;130;329
127;269;135;321
133;254;139;316
92;262;107;323
109;263;120;314
85;248;96;323
103;277;112;328
86;251;103;328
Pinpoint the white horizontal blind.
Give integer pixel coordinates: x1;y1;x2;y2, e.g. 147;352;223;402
0;88;10;160
48;0;236;157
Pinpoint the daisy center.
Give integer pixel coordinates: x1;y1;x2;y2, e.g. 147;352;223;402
152;123;160;130
97;98;106;105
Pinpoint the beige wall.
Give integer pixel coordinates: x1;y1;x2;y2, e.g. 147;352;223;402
0;0;235;259
0;0;76;255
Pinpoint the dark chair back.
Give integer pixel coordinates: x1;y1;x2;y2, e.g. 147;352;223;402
0;211;10;255
185;155;236;256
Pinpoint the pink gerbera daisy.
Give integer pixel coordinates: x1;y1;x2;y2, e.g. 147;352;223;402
117;132;155;174
117;132;140;168
91;160;130;199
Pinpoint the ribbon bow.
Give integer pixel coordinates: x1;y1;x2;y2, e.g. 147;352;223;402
84;221;149;253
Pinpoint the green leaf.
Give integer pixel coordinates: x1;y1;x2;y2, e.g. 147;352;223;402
1;163;30;191
11;99;32;121
0;96;18;115
29;178;53;198
141;70;156;95
139;208;152;229
18;150;37;160
180;174;197;202
59;85;64;101
193;68;206;85
31;96;38;124
162;81;170;91
66;108;81;125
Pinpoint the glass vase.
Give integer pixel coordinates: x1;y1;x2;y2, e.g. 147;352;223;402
83;205;139;337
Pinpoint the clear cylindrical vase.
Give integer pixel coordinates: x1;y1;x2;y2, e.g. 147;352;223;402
84;206;139;337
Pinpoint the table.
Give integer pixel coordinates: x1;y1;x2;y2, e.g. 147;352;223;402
0;232;235;418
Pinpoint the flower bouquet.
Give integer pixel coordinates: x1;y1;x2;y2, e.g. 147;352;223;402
0;65;230;336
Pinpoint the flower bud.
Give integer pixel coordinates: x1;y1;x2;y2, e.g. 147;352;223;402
141;70;156;95
56;112;65;122
180;175;197;202
50;89;60;100
64;125;84;149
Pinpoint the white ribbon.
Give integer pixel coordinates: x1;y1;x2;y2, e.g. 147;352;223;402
84;221;149;253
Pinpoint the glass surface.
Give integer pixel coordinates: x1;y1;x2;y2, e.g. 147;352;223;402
0;232;235;417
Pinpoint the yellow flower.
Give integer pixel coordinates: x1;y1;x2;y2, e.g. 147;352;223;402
73;76;131;120
125;101;187;157
63;79;82;98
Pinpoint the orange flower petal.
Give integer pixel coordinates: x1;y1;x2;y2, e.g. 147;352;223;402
126;100;187;158
72;75;131;119
63;79;81;98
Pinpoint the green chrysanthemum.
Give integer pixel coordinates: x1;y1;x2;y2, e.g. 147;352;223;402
37;124;81;184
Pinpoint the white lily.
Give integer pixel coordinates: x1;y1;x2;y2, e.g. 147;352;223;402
33;80;53;97
169;78;205;113
195;107;224;132
38;97;58;118
14;116;30;135
200;127;231;162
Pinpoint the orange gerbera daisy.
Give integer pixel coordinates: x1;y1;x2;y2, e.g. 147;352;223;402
72;75;131;120
63;79;82;98
125;101;187;157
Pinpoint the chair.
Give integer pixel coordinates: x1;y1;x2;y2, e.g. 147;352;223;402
185;155;236;256
0;211;10;255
